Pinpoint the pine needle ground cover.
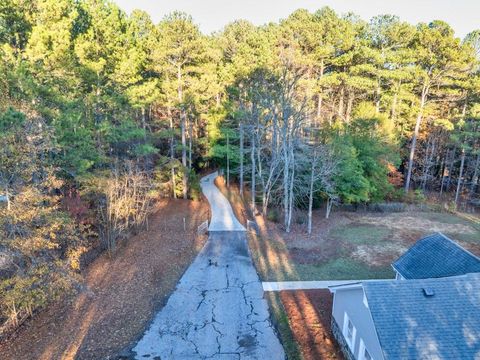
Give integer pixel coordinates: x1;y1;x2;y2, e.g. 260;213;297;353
0;199;209;360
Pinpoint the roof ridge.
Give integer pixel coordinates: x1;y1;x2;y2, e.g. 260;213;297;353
395;272;473;283
391;232;440;273
363;273;480;292
437;232;480;261
392;232;480;278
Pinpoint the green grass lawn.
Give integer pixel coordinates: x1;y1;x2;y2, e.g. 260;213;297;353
329;224;393;245
250;210;480;282
294;259;395;281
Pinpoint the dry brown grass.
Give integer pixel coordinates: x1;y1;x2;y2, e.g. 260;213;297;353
359;213;476;235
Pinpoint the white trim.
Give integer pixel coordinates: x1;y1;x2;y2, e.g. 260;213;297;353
363;291;369;308
332;291;336;316
359;339;366;360
262;280;358;292
364;298;384;360
395;272;405;280
330;283;363;292
329;279;392;293
343;312;356;352
359;338;373;360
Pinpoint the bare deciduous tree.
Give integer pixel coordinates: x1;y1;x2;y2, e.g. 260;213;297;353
98;162;153;254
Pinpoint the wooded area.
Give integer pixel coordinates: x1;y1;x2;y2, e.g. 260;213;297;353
0;0;479;338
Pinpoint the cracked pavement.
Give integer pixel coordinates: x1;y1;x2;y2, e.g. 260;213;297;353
132;173;285;359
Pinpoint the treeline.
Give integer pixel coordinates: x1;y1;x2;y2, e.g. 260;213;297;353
0;0;479;336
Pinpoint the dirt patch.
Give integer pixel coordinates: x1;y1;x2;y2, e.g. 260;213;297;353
268;210;353;249
280;290;344;360
289;244;342;265
360;213;477;235
352;243;408;267
460;241;480;255
0;198;209;360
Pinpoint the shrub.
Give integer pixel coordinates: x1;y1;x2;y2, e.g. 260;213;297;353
188;170;202;201
295;213;307;224
414;189;426;203
267;208;281;223
367;202;406;212
402;189;427;204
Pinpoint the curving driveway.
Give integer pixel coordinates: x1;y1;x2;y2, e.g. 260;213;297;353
200;172;245;232
132;172;285;359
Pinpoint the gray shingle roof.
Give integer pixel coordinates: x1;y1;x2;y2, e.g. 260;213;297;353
363;273;480;360
392;233;480;279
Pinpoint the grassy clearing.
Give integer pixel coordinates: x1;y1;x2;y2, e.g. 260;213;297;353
421;212;480;244
422;211;475;225
216;179;480;282
294;259;395;281
329;224;392;245
249;209;480;282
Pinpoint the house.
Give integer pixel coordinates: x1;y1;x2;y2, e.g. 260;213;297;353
330;273;480;360
329;233;480;359
392;232;480;280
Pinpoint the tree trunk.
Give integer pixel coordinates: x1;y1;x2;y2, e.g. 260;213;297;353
338;87;345;119
390;89;398;120
141;107;147;140
226;134;230;188
272;112;278;153
375;83;381;113
405;84;428;193
345;90;354;124
455;148;466;206
316;60;325;120
181;111;187;199
188;116;193;171
454;100;468;204
5;187;11;212
251;130;256;213
307;159;315;235
445;147;456;192
168;107;176;199
239;124;244;196
286;159;294;233
422;138;435;191
317;93;322;120
283;138;290;229
177;66;187;199
440;150;448;196
326;197;333;219
469;151;480;198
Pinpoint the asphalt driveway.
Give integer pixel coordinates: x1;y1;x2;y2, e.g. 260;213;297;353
132;172;284;359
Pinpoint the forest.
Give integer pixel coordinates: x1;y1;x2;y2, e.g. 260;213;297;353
0;0;479;337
